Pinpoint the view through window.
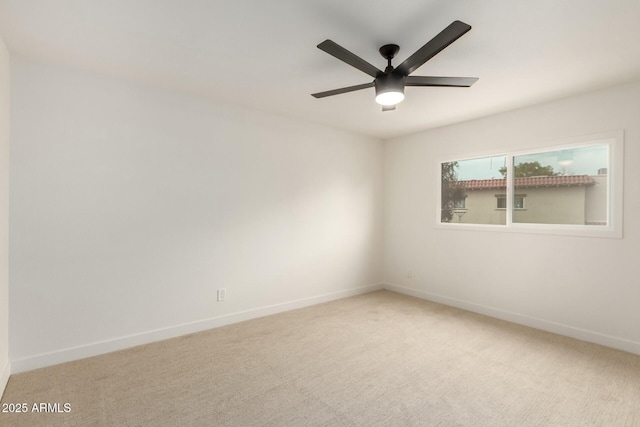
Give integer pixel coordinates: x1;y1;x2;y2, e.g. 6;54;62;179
511;145;608;225
441;142;612;229
441;155;507;225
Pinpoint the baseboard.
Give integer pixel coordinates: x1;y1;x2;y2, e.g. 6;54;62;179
11;283;384;374
0;360;9;400
384;283;640;356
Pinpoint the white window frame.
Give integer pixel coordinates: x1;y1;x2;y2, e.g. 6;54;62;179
436;130;624;238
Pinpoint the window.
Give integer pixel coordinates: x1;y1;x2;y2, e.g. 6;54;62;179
453;198;466;209
497;196;524;209
437;131;623;238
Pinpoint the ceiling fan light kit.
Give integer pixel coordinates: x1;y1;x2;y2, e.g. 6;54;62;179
375;73;405;106
312;20;478;111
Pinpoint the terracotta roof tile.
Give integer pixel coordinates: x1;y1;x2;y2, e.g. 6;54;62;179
457;175;596;190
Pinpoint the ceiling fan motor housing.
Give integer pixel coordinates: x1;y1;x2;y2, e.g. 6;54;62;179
375;73;405;105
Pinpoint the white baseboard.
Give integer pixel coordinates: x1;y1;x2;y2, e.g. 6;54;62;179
11;284;384;374
0;360;9;400
384;283;640;356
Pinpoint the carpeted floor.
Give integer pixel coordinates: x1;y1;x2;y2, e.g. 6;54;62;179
2;290;640;426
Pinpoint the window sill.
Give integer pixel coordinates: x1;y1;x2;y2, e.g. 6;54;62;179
435;221;622;239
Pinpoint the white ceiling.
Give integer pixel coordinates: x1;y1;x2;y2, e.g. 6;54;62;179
1;1;640;139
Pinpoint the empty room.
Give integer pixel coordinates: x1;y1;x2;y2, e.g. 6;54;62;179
1;1;639;426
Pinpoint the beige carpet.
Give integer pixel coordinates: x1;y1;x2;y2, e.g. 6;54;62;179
2;290;640;426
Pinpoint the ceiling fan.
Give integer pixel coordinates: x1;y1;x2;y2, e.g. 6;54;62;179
311;20;478;111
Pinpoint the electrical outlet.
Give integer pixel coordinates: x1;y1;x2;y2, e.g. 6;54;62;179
217;288;226;302
407;269;413;279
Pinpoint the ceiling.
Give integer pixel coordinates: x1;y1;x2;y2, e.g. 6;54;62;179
1;1;640;140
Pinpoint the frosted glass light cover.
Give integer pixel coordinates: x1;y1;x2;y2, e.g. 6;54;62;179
375;91;405;106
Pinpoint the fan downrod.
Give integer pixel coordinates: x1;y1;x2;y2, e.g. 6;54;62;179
379;44;400;71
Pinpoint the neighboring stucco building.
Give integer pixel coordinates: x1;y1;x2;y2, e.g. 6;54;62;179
450;174;608;225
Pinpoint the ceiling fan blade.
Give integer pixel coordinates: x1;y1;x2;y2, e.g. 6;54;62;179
395;21;471;76
317;40;383;78
382;105;396;112
405;76;478;87
311;82;374;98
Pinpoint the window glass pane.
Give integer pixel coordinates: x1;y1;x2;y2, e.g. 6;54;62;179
441;156;507;224
511;145;608;225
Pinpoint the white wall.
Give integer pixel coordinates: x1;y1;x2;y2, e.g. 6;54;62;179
10;57;384;371
0;36;10;397
384;80;640;354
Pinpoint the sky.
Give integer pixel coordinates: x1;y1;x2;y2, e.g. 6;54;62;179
453;144;608;181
